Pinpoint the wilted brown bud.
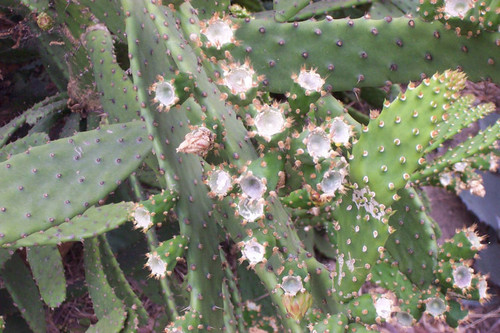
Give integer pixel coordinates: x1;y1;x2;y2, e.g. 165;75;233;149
176;127;215;156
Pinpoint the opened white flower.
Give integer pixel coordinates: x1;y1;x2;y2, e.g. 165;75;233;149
293;67;325;94
133;205;153;231
145;252;167;279
201;15;237;49
241;239;266;266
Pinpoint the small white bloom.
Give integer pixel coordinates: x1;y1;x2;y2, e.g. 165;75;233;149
241;239;266;265
149;76;179;112
306;128;331;159
464;227;483;249
444;0;473;18
426;297;446;317
203;19;234;49
237;197;264;222
224;66;254;94
296;68;324;93
208;170;232;196
453;162;467;172
146;252;167;279
395;312;414;327
375;296;393;320
281;276;304;296
452;265;473;289
439;172;453;187
478;277;489;301
352;187;385;220
329;118;352;146
320;169;346;196
255;106;285;138
133;206;152;231
239;173;266;199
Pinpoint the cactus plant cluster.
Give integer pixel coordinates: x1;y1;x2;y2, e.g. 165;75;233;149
0;0;499;332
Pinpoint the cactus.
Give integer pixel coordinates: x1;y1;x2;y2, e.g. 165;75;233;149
26;245;67;308
84;237;127;330
0;0;498;331
1;253;46;333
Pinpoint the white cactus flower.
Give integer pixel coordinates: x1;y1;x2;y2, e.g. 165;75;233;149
201;15;236;49
223;64;256;99
241;239;266;265
426;297;447;317
329;117;352;146
208;170;232;196
255;106;285;139
444;0;473;18
239;173;266;199
306;128;332;159
375;296;393;320
294;67;325;93
281;276;304;296
452;265;473;289
237;197;264;222
320;169;346;196
145;252;167;279
439;172;453;187
133;205;152;231
149;76;179;112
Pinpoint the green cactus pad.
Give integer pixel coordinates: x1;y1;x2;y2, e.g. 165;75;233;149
386;188;438;287
19;0;50;12
121;308;140;333
78;0;126;41
350;70;466;206
274;0;310;22
371;259;423;321
146;235;188;278
0;253;46;333
308;312;348;333
0;248;11;268
122;1;227;328
0;122;151;246
0;133;49;163
347;322;374;332
233;17;498;93
331;187;391;299
84;237;126;320
26;245;67;308
0;94;66;147
426;95;495;152
83;24;140;124
413;120;500;185
438;225;485;262
86;307;127;333
346;293;378;324
445;299;468;328
164;310;204;332
133;189;179;230
10;202;134;248
190;0;230;20
98;235;149;326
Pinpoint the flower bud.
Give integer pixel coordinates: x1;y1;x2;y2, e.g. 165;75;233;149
281;291;312;321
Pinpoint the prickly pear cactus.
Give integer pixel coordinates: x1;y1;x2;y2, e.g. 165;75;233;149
0;0;498;331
